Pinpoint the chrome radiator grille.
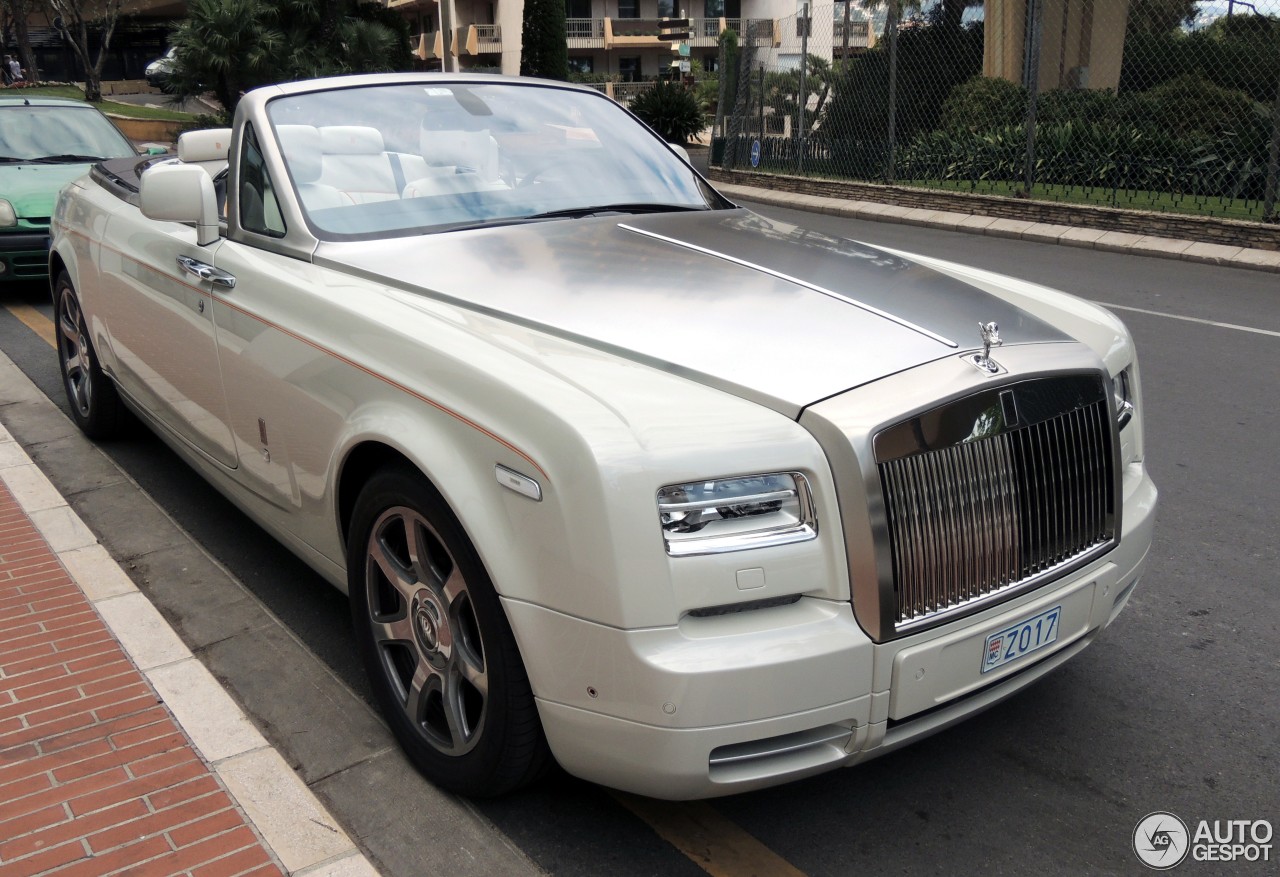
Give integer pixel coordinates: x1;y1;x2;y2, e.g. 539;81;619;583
875;375;1116;628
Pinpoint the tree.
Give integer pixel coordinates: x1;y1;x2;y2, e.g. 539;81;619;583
765;54;834;138
46;0;122;101
1127;0;1198;34
1;0;40;83
166;0;411;117
519;0;567;80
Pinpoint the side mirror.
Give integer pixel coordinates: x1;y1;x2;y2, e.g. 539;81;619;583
669;143;691;164
140;163;220;247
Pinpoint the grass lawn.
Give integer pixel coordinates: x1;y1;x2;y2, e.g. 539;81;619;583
909;178;1269;223
4;85;197;121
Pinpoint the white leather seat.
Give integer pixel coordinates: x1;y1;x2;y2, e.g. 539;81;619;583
277;125;346;212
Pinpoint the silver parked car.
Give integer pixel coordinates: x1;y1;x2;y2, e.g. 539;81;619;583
50;74;1156;799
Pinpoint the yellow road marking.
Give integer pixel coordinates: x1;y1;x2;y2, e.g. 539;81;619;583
612;793;809;877
4;303;56;349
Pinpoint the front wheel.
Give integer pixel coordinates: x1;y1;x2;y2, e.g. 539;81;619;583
55;272;124;439
347;466;550;796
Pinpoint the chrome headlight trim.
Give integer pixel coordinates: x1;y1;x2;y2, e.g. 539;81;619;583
657;472;818;557
1112;366;1134;430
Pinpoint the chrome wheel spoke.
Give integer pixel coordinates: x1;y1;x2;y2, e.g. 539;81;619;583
371;514;420;605
372;613;415;647
442;665;478;748
439;563;467;607
404;660;437;726
455;643;488;699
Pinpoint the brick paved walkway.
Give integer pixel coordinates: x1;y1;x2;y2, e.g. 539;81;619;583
0;478;284;877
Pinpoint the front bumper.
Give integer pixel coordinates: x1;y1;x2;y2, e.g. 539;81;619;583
510;464;1156;799
0;231;51;281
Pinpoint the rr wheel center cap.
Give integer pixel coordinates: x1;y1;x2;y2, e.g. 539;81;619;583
413;594;450;659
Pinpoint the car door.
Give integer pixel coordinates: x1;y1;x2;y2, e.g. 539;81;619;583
203;122;350;537
96;206;239;468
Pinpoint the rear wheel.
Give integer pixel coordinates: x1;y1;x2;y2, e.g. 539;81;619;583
55;272;124;439
347;466;550;796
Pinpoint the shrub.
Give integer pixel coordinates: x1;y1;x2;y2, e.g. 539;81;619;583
821;22;984;178
630;82;705;144
939;76;1027;133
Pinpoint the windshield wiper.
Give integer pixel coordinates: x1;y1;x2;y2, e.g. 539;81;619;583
520;203;707;221
26;154;105;164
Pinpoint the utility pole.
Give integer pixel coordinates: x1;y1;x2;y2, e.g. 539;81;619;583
440;0;456;72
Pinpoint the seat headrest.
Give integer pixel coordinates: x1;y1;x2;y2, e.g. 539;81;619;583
276;124;323;183
421;128;490;170
177;128;232;163
320;126;385;155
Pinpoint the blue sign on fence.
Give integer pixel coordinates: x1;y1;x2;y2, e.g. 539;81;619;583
750;140;761;168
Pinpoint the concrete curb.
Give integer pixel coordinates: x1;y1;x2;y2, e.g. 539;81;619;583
716;182;1280;275
0;420;380;877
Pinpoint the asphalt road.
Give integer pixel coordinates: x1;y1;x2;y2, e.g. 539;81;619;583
2;202;1276;876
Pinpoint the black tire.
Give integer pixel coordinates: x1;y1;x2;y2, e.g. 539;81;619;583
347;466;551;796
54;271;125;439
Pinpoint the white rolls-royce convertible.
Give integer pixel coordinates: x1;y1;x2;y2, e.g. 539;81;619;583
50;74;1156;799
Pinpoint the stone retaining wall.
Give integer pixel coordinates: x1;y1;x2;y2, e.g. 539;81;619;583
707;168;1280;252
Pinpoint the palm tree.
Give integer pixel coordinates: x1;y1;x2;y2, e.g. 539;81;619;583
167;0;410;116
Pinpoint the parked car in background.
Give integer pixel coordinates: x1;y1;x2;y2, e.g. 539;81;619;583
1;96;140;282
49;73;1156;799
145;47;176;88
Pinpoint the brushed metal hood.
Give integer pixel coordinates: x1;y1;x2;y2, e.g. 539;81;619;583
317;208;1071;417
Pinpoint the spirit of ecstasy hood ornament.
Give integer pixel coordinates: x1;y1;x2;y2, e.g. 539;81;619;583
970;321;1003;374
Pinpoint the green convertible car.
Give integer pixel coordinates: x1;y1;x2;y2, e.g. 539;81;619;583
1;96;142;282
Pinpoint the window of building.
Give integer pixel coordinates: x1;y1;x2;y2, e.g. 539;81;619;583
618;56;641;82
566;0;591;18
568;56;594;74
703;0;740;16
658;0;675;16
617;0;639;18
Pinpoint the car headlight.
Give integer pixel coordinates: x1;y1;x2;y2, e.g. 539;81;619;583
0;200;17;228
1112;367;1134;430
657;472;817;556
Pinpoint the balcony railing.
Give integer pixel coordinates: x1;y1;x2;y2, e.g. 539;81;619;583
567;18;605;47
463;23;502;54
564;17;779;51
413;30;445;60
610;81;657;107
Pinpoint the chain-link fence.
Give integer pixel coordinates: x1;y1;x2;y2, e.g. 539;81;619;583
712;1;1280;223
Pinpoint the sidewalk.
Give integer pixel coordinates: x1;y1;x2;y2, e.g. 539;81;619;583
0;424;376;877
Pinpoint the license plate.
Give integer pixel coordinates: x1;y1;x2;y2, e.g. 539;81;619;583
981;605;1061;674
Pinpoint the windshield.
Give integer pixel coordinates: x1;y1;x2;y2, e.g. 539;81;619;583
0;105;135;162
265;81;723;238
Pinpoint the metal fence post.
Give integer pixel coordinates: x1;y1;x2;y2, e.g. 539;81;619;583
886;1;899;183
797;2;810;175
759;63;766;147
1264;71;1280;222
1023;0;1044;197
724;42;756;169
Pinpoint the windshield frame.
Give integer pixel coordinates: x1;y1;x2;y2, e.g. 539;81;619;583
261;80;730;243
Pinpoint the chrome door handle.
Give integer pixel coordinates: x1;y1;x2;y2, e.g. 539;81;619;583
176;255;236;289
